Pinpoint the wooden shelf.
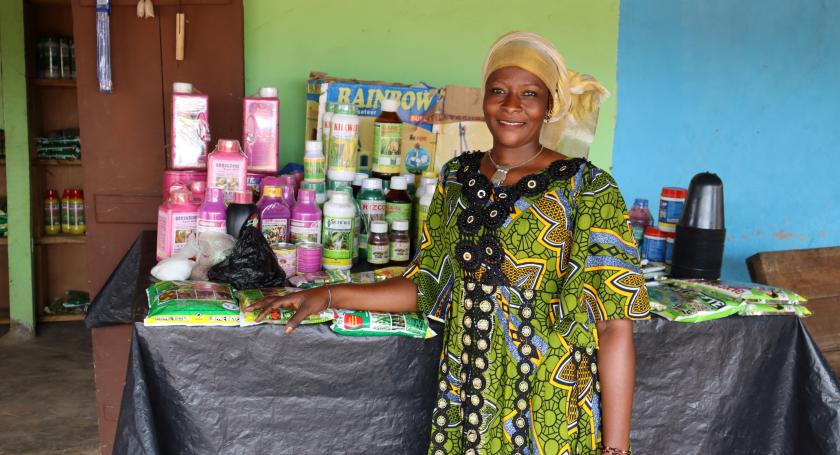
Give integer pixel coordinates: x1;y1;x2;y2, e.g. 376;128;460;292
33;159;82;167
38;313;85;323
31;78;76;88
27;0;72;6
36;234;86;245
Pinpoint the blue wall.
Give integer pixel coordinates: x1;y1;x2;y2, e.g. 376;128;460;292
613;0;840;281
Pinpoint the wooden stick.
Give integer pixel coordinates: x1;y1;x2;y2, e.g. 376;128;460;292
176;13;185;61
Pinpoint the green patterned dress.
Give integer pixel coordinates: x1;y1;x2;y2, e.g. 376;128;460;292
404;152;650;455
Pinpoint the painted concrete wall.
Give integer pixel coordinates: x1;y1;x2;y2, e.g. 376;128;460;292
614;0;840;280
244;0;619;168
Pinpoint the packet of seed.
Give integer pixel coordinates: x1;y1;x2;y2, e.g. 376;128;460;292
145;280;240;326
648;282;742;323
664;279;807;304
237;287;335;327
351;266;407;284
331;310;437;339
287;269;352;289
739;303;812;317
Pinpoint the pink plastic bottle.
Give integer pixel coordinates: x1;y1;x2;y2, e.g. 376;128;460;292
197;188;227;234
290;189;322;244
207;139;248;204
156;189;199;260
257;182;290;247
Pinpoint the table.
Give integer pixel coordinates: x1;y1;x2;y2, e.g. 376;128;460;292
89;233;840;454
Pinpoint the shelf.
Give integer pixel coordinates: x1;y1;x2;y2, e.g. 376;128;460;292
33;159;82;167
30;78;76;88
36;234;86;245
26;0;72;6
38;314;85;323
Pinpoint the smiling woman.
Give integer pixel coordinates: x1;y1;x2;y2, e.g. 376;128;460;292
246;31;649;455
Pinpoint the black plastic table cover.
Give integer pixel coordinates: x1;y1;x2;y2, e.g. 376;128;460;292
96;233;840;454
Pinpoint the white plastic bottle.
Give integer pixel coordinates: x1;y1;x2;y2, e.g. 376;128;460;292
415;182;437;248
322;192;355;270
327;104;360;182
304;140;326;183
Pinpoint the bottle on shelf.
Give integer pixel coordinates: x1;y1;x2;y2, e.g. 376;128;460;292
69;189;86;235
290;189;322;244
322;191;355;271
327;104;360;182
366;220;390;265
156;189;199;260
336;187;361;264
226;191;258;239
371;98;403;182
415;181;437;248
207;139;247;204
358;177;385;261
628;198;653;250
257;181;291;247
44;189;61;235
197;188;227;234
303;140;326;183
60;189;72;234
389;219;411;266
352;172;367;197
321;102;337;166
385;176;412;228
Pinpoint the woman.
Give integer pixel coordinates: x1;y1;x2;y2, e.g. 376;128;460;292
247;32;649;455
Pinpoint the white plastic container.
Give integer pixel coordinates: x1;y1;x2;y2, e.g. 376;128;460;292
322;192;355;270
303;140;326;182
327;104;360;182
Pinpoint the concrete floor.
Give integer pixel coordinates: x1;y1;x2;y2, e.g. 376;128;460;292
0;322;99;455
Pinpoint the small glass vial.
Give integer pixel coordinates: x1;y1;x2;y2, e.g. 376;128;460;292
389;219;410;265
367;220;390;265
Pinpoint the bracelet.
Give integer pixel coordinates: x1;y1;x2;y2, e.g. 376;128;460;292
324;284;333;311
601;446;631;455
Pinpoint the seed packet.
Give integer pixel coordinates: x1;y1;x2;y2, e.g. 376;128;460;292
739;303;812;317
237;287;335;326
350;266;407;284
331;310;437;339
288;269;352;289
145;280;239;326
648;282;742;323
664;279;807;304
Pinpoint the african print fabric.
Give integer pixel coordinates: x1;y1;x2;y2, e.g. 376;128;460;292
404;151;650;455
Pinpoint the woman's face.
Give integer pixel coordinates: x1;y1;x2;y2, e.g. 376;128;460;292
483;66;550;149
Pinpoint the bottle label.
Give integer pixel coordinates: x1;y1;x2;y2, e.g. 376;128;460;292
323;216;354;267
61;199;72;230
210;161;244;203
198;218;226;234
329;120;359;173
631;225;645;246
390;239;410;261
156;211;168;258
385;201;411;225
360;199;386;221
291;219;322;244
261;218;289;246
171;213;198;254
304;157;326;182
372;122;403;174
45;202;60;230
368;243;389;264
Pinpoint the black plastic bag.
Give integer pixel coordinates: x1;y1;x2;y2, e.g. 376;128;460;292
207;226;285;289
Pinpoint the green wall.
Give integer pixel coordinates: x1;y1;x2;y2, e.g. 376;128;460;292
244;0;619;169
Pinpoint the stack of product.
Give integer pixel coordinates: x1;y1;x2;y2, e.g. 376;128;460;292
35;130;81;161
648;279;811;322
43;188;86;236
37;36;75;80
629;186;687;265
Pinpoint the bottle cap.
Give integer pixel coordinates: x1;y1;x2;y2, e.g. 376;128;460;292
633;198;649;208
661;187;688;200
173;82;193;93
46;189;59;198
390;176;407;190
205;187;224;202
362;178;383;191
392;220;409;231
422;182;437;195
298;189;316;203
331;192;350;204
263;185;283;198
258;87;278;98
217;139;240;153
353;172;368;186
233;191;253;204
371;220;388;234
381;98;399;112
305;140;322;153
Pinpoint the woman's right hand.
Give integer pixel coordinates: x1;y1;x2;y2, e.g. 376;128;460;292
244;286;330;334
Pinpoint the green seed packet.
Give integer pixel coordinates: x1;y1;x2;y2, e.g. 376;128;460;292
663;279;807;304
287;270;352;289
648;282;742;323
145;280;239;326
237;287;335;326
331;310;436;339
739;302;812;317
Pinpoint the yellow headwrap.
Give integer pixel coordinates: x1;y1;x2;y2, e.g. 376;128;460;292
482;31;608;125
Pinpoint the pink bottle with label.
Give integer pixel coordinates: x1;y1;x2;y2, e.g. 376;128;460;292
290;189;322;244
207;139;248;204
156;189;199;260
163;170;207;202
243;87;280;174
197;188;227;234
170;82;210;170
257;182;290;247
